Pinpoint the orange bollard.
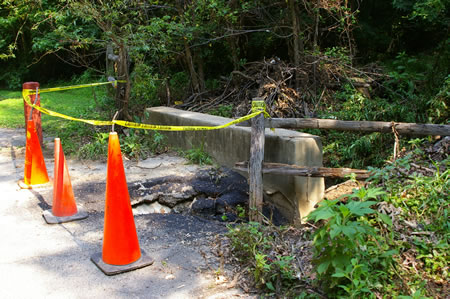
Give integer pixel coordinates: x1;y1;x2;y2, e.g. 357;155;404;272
18;121;50;189
42;138;88;224
22;82;43;146
91;132;153;275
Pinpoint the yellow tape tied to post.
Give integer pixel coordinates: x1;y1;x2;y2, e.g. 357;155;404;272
251;100;270;118
22;81;264;131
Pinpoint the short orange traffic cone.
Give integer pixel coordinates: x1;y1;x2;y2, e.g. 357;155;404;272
18;120;50;189
42;138;88;224
91;132;153;275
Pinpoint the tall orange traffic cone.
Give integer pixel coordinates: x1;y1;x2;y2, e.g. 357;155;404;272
91;132;154;275
18;120;50;189
42;138;88;224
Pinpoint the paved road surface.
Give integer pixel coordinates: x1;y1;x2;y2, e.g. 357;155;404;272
0;128;248;299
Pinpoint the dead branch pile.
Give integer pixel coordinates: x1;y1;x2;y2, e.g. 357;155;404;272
178;54;386;118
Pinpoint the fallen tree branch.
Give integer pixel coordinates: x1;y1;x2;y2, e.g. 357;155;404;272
237;118;450;136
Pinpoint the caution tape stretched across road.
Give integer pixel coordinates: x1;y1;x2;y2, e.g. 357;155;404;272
22;82;266;131
38;80;127;94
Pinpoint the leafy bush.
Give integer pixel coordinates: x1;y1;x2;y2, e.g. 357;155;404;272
226;222;300;296
169;71;190;103
427;74;449;123
307;186;396;297
182;143;213;165
121;129;167;159
78;132;109;160
208;104;233;118
130;62;161;111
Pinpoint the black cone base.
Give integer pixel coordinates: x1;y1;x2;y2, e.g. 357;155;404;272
91;249;154;276
42;206;88;224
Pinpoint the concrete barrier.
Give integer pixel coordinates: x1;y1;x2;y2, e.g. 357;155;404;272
145;107;324;222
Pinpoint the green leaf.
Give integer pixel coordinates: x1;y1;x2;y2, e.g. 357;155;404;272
331;272;346;278
266;281;275;291
341;225;357;238
330;225;343;239
381;249;398;258
347;200;377;216
365;187;387;199
308;206;335;221
338;205;350;218
317;261;330;274
378;212;393;227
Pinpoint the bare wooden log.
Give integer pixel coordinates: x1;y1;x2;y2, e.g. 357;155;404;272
237;118;450;136
249;99;265;223
235;161;372;179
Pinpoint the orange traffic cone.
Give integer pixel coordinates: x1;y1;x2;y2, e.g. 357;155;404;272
18;120;50;189
42;138;88;224
91;132;153;275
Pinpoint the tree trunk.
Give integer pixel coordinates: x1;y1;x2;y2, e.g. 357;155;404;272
184;40;201;93
288;0;303;89
106;43;116;98
227;36;240;70
114;44;132;121
195;52;206;91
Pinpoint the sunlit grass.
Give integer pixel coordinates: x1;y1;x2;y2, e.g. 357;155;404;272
0;85;108;131
0;91;23;128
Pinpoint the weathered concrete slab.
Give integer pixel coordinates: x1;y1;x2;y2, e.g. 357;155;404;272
145;107;324;221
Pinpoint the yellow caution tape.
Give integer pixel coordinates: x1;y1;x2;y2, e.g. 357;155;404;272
251;100;270;118
251;99;274;131
112;111;262;131
22;87;263;131
36;80;126;94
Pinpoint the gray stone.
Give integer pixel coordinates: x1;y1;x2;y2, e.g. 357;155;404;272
190;197;216;215
158;192;193;208
133;201;172;215
172;201;192;214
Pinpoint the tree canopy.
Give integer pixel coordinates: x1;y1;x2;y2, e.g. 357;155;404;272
0;0;448;121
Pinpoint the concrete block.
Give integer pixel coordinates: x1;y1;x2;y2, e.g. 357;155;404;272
145;107;324;222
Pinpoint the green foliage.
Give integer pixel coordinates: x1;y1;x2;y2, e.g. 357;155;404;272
169;72;190;102
130;62;161;110
236;205;246;219
78;132;109;160
369;155;449;233
226;154;447;297
321;130;393;169
366;155;449;296
307;187;396;296
0;66;27;89
71;69;97;84
120;129;167;160
318;59;447;168
427;74;449;123
182;142;213;165
208;104;233;118
226;222;299;295
323;47;352;65
393;0;449;24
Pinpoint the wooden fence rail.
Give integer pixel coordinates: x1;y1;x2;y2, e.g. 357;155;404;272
235;162;371;179
238;118;450;136
244;99;449;222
